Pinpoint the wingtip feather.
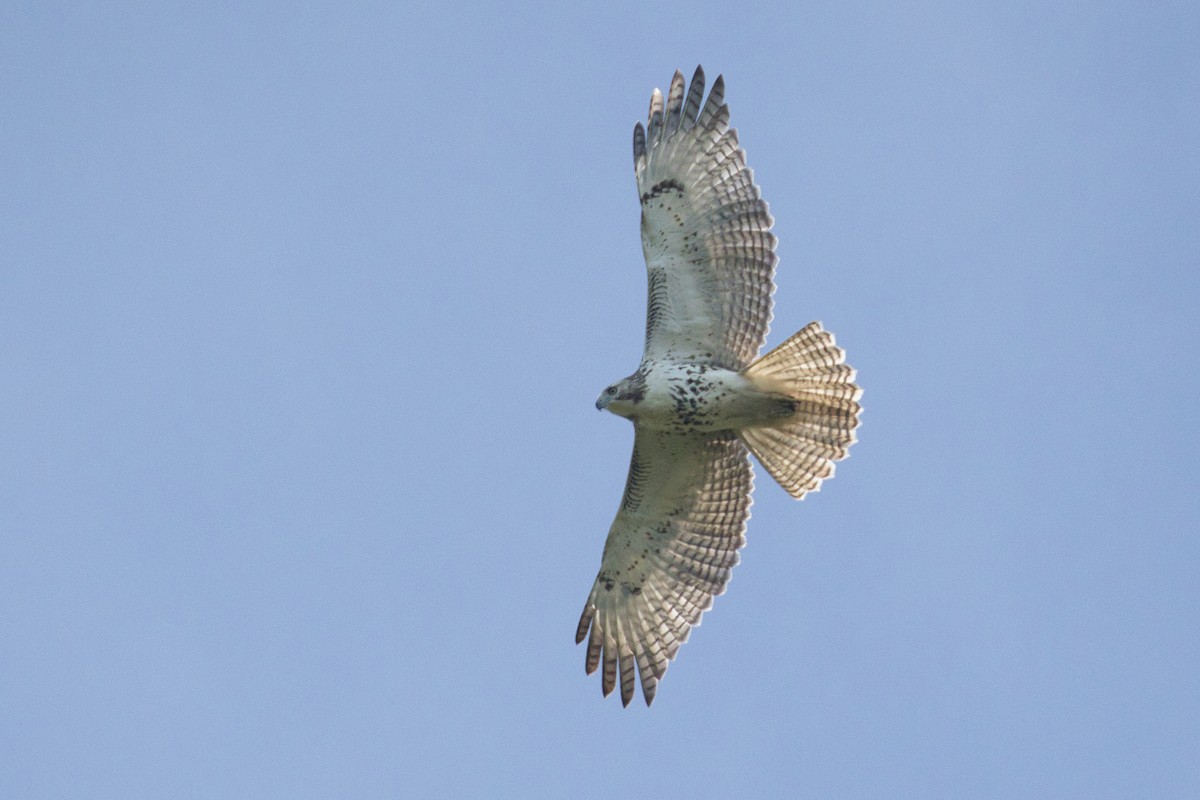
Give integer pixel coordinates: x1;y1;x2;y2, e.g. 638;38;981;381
682;65;705;128
575;601;594;645
632;122;647;172
665;70;686;134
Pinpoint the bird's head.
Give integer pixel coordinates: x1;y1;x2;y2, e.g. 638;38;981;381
595;373;646;418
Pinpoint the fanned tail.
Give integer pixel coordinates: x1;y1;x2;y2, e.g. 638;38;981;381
739;321;862;499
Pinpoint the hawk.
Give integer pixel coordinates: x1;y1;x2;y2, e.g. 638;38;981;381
576;66;862;706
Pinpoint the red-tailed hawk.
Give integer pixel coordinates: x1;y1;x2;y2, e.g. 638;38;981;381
577;66;862;706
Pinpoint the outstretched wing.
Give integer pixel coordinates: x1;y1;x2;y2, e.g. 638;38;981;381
635;66;778;370
575;429;753;706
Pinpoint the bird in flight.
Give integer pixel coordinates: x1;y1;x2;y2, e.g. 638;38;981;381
576;66;862;706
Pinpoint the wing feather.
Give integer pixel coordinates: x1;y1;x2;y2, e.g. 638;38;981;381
635;67;776;368
664;69;686;134
681;67;705;129
576;429;753;705
646;88;664;149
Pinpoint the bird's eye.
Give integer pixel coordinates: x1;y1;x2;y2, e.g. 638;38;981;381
606;386;617;395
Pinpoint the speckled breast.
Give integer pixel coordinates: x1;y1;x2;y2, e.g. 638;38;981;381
635;361;783;433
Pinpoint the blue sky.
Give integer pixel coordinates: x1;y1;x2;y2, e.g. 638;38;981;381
3;2;1198;797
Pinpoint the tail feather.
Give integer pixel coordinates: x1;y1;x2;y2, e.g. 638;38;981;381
740;321;861;499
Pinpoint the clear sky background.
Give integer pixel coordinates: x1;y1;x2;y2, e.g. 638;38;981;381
3;2;1198;797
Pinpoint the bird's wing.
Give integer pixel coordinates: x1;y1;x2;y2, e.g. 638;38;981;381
576;428;753;706
635;66;778;370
